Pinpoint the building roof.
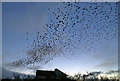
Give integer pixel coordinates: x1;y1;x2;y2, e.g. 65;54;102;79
54;68;67;76
36;68;67;76
36;70;56;76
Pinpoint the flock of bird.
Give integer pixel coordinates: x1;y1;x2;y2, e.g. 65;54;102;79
11;2;118;68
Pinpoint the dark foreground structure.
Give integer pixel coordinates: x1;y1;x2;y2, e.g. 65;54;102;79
1;68;76;81
35;68;75;81
36;68;67;79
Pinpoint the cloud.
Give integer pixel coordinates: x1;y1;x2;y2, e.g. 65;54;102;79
96;61;116;67
2;67;14;79
2;67;35;79
106;70;119;74
95;58;118;68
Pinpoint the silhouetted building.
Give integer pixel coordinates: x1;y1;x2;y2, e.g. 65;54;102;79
36;68;67;79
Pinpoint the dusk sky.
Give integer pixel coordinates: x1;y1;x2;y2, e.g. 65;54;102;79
2;2;118;76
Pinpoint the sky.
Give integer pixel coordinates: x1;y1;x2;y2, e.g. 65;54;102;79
2;2;118;77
